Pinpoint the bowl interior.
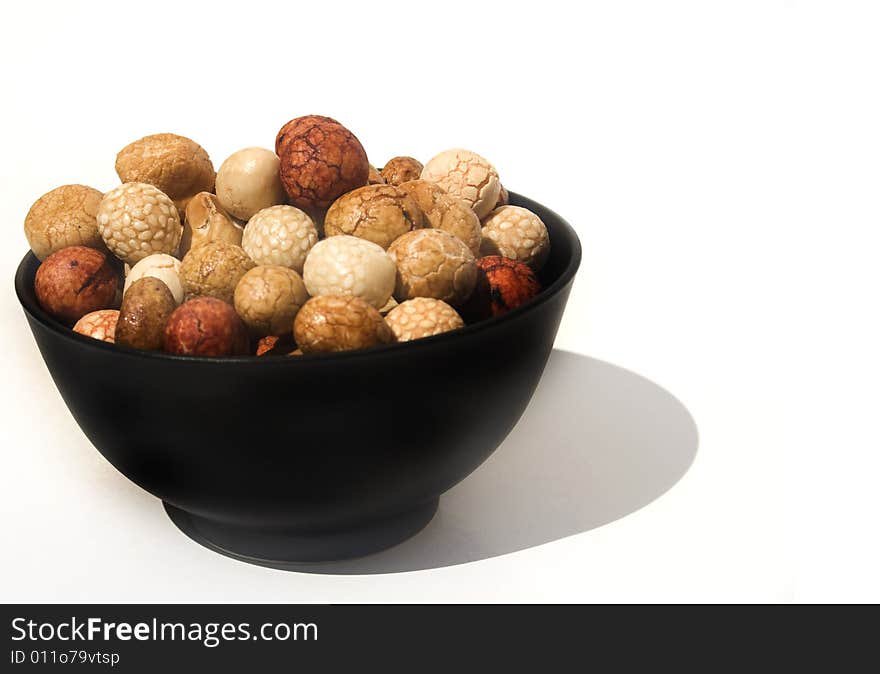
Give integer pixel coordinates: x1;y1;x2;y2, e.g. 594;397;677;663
15;191;582;361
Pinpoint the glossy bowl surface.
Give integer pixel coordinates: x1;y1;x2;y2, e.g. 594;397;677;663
15;192;582;565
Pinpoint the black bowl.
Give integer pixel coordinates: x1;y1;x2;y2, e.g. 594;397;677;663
15;192;581;566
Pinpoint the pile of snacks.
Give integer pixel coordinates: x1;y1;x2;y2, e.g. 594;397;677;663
24;115;550;357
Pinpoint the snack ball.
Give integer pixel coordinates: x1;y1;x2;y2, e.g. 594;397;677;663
386;229;477;307
215;147;287;221
480;205;550;271
179;241;256;304
124;253;184;304
380;156;424;186
241;205;318;273
303;235;396;309
233;265;309;338
24;185;107;260
275;115;370;210
461;255;541;321
97;182;182;265
72;309;119;343
34;246;119;324
115;277;177;351
115;133;215;216
421;149;501;219
399;180;481;257
294;294;393;354
324;184;427;250
163;297;249;357
180;192;243;256
384;298;464;342
255;334;296;356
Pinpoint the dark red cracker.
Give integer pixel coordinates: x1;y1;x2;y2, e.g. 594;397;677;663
163;297;249;357
255;334;296;356
461;255;541;322
35;245;119;324
275;115;369;210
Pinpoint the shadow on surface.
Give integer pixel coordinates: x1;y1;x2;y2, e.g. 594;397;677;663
298;350;699;574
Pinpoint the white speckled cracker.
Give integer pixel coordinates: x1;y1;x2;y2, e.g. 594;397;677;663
97;183;182;265
302;235;396;309
242;205;318;273
384;298;464;342
480;205;550;271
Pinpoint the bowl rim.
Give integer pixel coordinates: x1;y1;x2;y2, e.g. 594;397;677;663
15;191;582;365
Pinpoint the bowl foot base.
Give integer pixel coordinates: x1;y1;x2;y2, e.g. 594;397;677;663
163;499;439;568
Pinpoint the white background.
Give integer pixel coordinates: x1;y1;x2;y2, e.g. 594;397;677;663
1;1;877;603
